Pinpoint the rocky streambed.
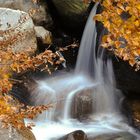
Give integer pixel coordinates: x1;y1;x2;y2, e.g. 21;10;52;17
0;0;140;140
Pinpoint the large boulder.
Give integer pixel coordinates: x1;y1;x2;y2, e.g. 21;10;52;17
0;8;37;54
0;0;53;28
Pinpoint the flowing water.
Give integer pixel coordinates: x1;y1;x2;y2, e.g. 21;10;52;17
27;2;140;140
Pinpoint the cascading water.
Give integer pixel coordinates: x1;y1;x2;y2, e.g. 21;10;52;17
75;3;97;76
27;2;140;140
75;2;117;115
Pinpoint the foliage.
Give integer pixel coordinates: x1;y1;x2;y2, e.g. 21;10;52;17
94;0;140;70
0;0;66;130
0;45;64;129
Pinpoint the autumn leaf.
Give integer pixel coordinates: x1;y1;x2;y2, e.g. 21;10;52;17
95;0;140;70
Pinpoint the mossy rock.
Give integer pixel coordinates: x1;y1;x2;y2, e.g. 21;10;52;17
51;0;89;32
52;0;88;16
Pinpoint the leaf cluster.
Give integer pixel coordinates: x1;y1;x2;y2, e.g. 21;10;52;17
94;0;140;70
0;0;78;130
0;38;66;129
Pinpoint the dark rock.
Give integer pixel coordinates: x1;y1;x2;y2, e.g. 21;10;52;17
33;1;53;29
88;132;137;140
58;130;88;140
51;0;88;23
127;100;140;131
35;26;52;45
11;77;37;105
71;88;93;120
121;99;134;126
121;99;140;133
46;0;91;37
112;56;140;99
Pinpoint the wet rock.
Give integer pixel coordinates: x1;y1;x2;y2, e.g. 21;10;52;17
0;0;53;28
0;8;37;55
47;0;90;35
121;99;134;127
71;88;93;120
11;77;38;105
34;26;52;45
89;132;137;140
58;130;88;140
0;123;35;140
127;100;140;131
51;0;89;18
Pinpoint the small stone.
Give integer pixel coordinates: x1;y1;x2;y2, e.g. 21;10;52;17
58;130;88;140
34;26;52;45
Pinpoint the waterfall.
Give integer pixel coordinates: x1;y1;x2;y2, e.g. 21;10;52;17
28;2;139;140
61;2;118;119
75;3;116;113
75;2;118;115
75;3;98;76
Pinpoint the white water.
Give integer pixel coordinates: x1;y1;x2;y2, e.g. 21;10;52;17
75;3;97;76
27;2;139;140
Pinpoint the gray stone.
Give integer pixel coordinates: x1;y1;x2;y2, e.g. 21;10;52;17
0;0;53;28
34;26;52;45
0;8;37;55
